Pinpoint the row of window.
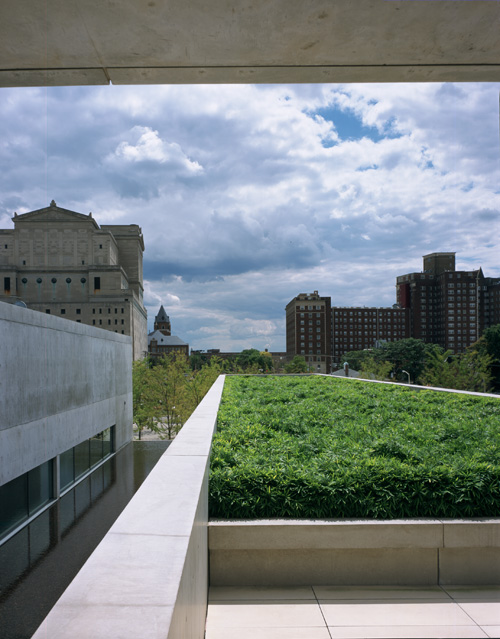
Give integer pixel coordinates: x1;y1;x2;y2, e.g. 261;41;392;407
93;307;125;314
0;427;114;542
335;311;406;317
93;319;125;326
46;308;81;315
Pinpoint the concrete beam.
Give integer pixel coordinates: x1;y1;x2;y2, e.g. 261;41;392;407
1;0;499;87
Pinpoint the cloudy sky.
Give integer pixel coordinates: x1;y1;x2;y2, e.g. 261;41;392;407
1;82;499;352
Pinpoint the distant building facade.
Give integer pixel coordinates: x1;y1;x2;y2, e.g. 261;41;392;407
288;252;500;368
332;306;410;365
147;305;189;358
396;252;500;353
285;291;332;373
0;201;147;359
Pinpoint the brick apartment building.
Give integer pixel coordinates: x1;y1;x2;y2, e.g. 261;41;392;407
397;252;500;353
287;253;500;369
332;306;410;366
285;291;332;373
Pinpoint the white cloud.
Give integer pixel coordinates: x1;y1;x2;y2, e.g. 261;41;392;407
0;82;499;351
107;125;203;175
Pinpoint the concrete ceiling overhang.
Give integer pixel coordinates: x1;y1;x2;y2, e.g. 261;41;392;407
1;0;500;87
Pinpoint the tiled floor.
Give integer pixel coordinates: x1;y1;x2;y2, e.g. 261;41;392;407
205;585;500;639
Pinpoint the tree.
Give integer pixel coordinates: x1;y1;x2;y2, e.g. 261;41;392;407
132;354;222;440
375;338;437;383
132;358;156;440
235;348;273;372
149;353;191;438
284;355;308;373
480;324;500;362
343;349;375;372
358;357;393;381
420;348;493;393
185;358;222;406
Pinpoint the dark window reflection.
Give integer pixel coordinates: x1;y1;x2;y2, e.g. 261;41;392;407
0;475;28;538
59;449;74;491
74;440;90;479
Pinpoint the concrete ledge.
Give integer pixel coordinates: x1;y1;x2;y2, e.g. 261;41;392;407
209;519;500;587
209;519;443;550
32;374;226;639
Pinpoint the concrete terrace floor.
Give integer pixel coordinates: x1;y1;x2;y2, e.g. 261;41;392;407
206;585;500;638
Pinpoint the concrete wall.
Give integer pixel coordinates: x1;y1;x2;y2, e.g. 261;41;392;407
0;301;132;486
2;0;500;87
209;519;500;587
32;374;225;639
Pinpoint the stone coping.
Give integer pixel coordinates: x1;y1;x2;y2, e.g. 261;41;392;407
209;519;500;549
32;374;226;639
209;519;500;587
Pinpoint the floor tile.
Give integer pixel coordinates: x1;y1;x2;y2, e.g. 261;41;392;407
328;625;487;638
457;602;500;626
206;600;326;629
314;585;450;600
320;601;476;627
209;585;315;601
205;627;331;639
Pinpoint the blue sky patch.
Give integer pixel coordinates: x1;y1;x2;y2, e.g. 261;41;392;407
313;106;399;143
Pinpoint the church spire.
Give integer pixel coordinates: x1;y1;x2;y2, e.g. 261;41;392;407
154;305;171;335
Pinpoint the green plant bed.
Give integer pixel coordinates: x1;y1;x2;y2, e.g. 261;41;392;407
209;376;500;519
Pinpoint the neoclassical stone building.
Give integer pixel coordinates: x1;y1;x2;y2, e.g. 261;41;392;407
0;201;147;359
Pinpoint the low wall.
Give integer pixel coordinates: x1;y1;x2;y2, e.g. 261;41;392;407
0;302;133;486
32;374;226;639
209;519;500;586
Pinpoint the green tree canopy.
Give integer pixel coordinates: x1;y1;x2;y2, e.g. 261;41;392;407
284;355;308;373
235;348;273;372
420;348;493;393
132;354;221;439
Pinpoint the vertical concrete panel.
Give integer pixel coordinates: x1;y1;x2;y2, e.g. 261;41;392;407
0;301;132;485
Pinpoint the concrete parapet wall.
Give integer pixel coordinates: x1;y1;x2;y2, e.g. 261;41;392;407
0;301;133;485
32;374;226;639
209;519;500;587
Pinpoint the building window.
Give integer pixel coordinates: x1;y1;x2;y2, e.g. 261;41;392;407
92;309;95;314
76;309;81;315
0;460;54;539
93;320;96;325
99;308;102;314
121;319;124;325
61;309;66;315
45;309;51;314
4;277;11;293
108;319;111;325
94;277;101;290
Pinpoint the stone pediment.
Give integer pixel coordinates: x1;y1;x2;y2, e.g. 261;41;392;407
14;202;99;228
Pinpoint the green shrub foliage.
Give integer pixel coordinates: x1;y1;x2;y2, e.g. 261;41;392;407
209;376;500;519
